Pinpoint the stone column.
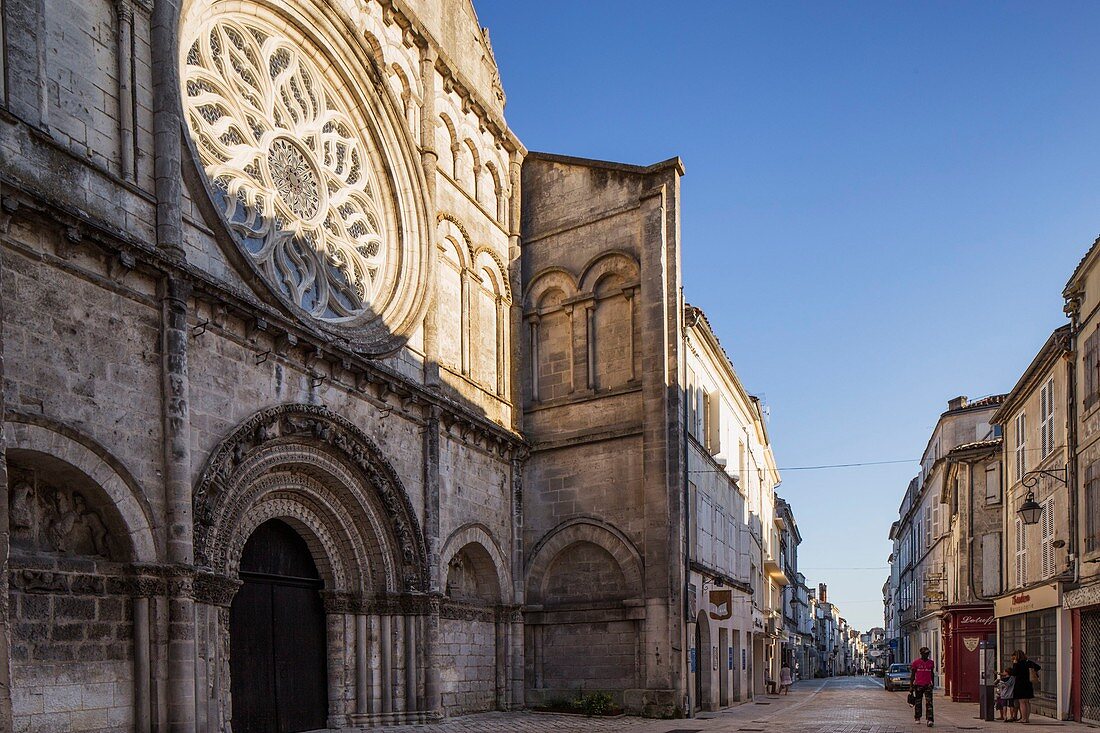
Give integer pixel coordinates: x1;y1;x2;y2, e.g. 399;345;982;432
496;297;506;397
584;302;596;390
356;613;370;717
133;595;152;732
115;0;136;181
160;276;195;733
325;612;347;728
418;43;440;388
404;614;417;715
0;243;11;732
527;315;540;402
625;288;636;382
424;597;442;719
507;150;524;434
460;271;471;376
494;613;506;710
380;614;393;718
152;0;184;258
509;608;524;710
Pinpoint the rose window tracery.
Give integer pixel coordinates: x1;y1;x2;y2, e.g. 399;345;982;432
182;17;390;322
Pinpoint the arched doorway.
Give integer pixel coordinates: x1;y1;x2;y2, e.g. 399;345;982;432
695;611;712;711
230;519;328;733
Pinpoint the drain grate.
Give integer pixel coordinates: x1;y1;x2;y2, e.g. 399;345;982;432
663;730;703;733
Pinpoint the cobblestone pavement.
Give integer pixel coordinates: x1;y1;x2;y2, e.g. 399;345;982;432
360;676;1096;732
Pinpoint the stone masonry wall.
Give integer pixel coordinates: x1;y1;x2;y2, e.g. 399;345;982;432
439;618;496;715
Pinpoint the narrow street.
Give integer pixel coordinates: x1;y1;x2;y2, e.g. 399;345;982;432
368;677;1089;733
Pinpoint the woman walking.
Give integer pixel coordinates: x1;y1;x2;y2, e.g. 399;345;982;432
779;664;793;695
1009;649;1041;724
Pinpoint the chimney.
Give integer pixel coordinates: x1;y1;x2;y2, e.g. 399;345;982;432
948;395;968;411
818;583;827;603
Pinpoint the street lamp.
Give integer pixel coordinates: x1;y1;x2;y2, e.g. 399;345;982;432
1017;466;1068;526
1017;491;1043;526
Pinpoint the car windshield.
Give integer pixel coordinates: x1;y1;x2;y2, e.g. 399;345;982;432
889;664;910;673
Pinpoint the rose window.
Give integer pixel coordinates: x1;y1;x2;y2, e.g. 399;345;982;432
182;17;389;322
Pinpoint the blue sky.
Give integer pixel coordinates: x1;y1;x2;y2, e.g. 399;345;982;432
475;0;1100;631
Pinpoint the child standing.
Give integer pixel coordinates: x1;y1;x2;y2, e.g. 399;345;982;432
995;669;1017;721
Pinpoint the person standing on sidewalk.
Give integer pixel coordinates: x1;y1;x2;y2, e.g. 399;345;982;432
910;646;935;727
779;664;793;695
1009;649;1041;724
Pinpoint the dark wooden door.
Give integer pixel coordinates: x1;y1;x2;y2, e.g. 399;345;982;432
230;519;328;733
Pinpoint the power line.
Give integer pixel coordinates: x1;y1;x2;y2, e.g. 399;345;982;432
802;567;889;571
687;458;916;476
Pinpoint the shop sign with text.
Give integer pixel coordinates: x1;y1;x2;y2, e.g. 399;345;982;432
994;583;1060;618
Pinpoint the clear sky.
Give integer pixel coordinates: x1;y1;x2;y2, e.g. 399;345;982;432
475;0;1100;631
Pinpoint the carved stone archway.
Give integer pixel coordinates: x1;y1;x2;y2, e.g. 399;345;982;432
192;403;432;727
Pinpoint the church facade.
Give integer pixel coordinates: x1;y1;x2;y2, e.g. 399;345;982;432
0;0;738;730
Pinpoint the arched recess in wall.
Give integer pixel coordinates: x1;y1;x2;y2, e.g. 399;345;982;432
436;113;460;179
578;251;640;392
463;138;481;200
482;160;504;222
524;268;579;403
5;417;159;733
438;524;512;715
437;214;473;376
524;519;645;702
440;523;510;605
472;248;511;396
525;518;643;606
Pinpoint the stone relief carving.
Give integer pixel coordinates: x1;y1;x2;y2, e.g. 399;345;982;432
8;474;115;560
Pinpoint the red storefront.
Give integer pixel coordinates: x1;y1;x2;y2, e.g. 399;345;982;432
941;606;995;702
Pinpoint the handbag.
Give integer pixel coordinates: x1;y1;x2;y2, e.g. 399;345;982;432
1029;665;1040;686
907;691;917;705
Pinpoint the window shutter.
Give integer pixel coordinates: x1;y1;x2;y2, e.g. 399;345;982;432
1041;497;1055;578
1086;336;1094;406
982;532;1002;596
985;464;1001;505
1088;462;1100;553
1015;518;1027;588
1015;413;1027;482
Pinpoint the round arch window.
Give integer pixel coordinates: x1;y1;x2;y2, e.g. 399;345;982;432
180;4;430;352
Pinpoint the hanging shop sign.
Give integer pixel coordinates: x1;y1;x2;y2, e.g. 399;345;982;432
709;590;733;620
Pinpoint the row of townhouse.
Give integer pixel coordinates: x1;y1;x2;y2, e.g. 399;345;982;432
885;239;1100;723
683;308;865;711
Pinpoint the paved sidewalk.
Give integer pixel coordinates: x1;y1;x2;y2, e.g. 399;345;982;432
357;676;1099;732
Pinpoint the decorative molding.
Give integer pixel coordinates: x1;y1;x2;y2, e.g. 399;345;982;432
194;403;430;591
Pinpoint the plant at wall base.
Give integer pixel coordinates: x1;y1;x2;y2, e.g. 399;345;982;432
571;691;614;717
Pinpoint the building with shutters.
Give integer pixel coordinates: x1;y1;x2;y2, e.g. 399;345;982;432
676;304;781;711
1062;241;1100;724
886;395;1005;695
988;326;1072;720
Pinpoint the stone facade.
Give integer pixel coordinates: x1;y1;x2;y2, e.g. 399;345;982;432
519;153;685;718
0;0;792;728
1;0;525;730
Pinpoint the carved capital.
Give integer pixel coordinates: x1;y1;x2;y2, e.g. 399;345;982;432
193;571;241;607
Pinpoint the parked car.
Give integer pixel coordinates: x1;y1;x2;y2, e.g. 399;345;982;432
883;663;911;691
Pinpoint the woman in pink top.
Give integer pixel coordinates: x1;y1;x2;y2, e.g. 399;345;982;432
910;647;935;727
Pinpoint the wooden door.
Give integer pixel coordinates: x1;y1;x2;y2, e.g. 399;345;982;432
230;519;328;733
